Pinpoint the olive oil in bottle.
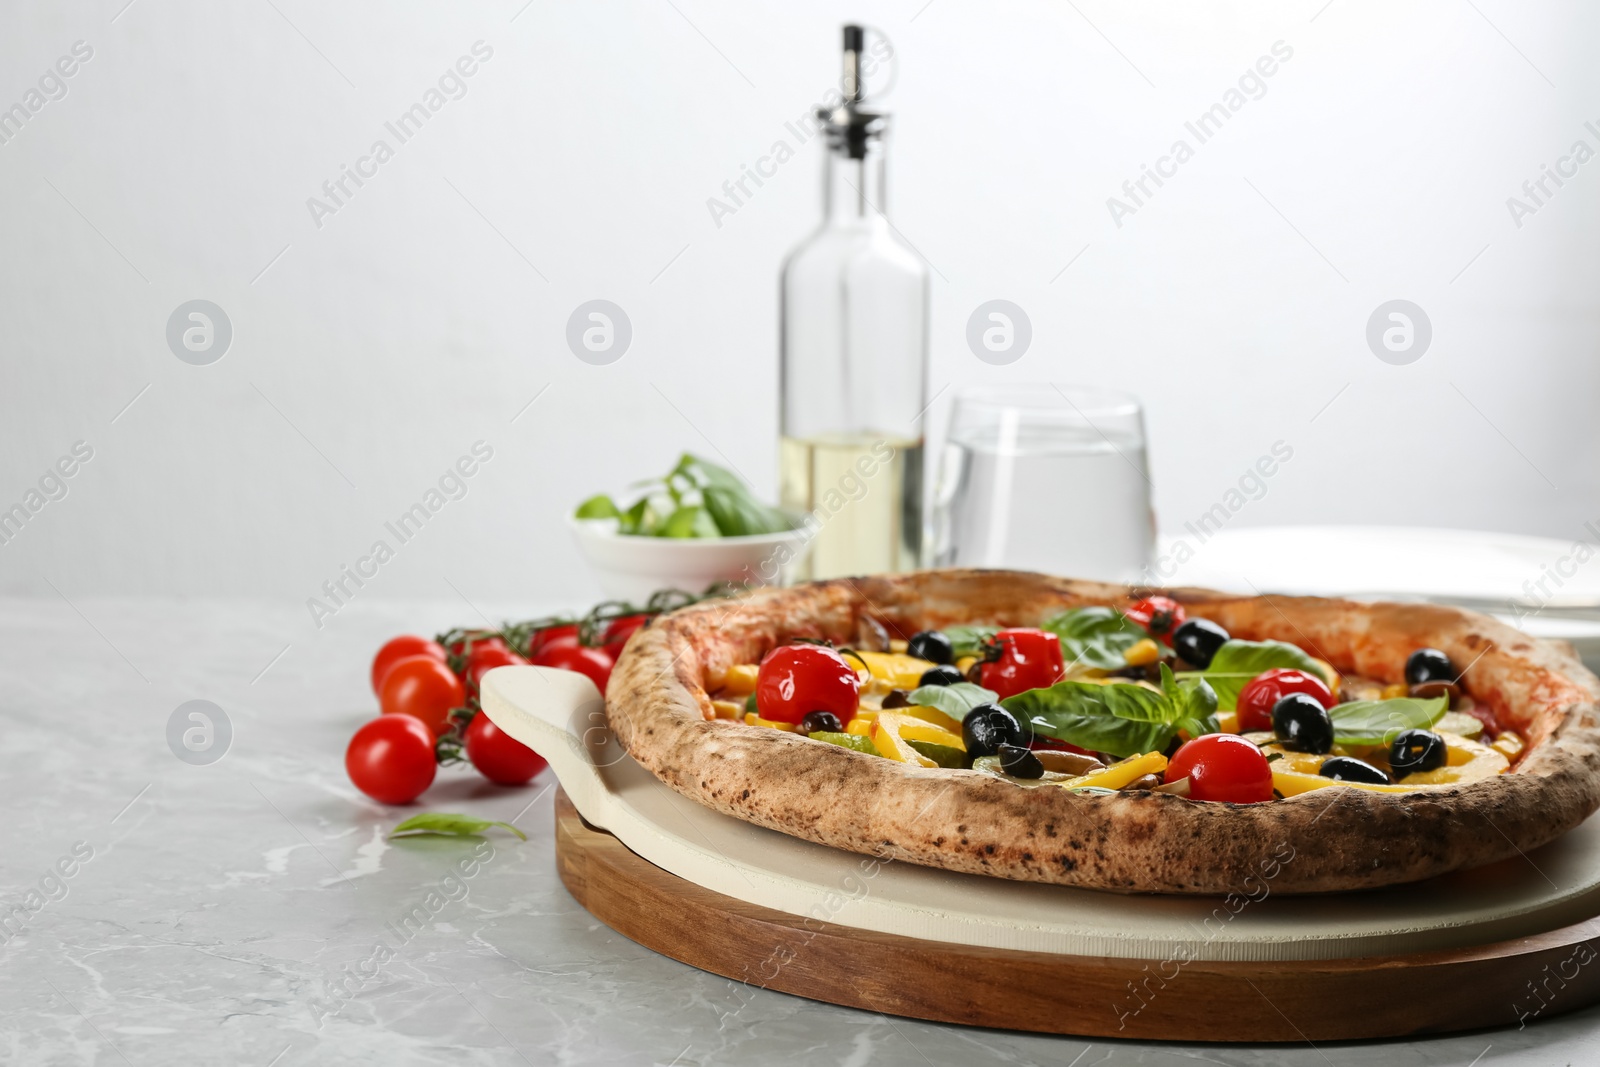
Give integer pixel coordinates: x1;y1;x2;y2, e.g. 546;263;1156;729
779;26;929;580
780;433;922;580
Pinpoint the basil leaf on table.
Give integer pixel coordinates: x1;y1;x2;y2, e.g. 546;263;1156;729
1328;696;1449;746
943;625;998;659
906;681;998;718
1001;665;1218;759
389;813;528;841
1181;639;1324;710
1039;606;1146;670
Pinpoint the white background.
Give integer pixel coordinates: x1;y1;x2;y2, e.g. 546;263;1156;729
2;1;1596;631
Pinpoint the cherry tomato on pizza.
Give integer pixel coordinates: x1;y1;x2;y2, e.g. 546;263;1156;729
1165;734;1273;803
1236;668;1333;733
979;628;1066;701
755;645;861;726
1122;596;1187;645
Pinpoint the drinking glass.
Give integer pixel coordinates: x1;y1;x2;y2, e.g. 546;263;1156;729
930;385;1155;582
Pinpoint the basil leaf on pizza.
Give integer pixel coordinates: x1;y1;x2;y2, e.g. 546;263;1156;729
1159;661;1221;739
1002;665;1219;759
907;681;998;718
1039;606;1145;670
1182;639;1324;709
1329;696;1449;746
944;625;998;658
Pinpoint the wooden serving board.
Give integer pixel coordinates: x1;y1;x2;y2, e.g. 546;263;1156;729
555;790;1600;1042
483;666;1600;1040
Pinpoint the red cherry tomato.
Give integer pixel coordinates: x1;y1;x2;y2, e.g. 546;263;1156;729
465;712;548;785
528;624;579;657
1123;596;1187;645
755;645;861;725
371;635;447;694
1235;668;1333;733
1165;734;1273;803
447;632;506;659
601;614;650;659
978;628;1066;701
346;714;437;804
533;643;614;693
466;645;528;691
379;655;467;737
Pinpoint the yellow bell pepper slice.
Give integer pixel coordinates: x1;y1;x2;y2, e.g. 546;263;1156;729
722;663;759;696
899;704;963;735
871;713;945;767
1124;638;1160;667
955;655;978;674
711;700;744;720
846;716;874;737
851;651;938;690
1217;710;1240;734
1397;733;1508;785
1492;730;1525;761
1273;732;1508;794
877;712;964;750
1061;751;1168;790
744;713;796;732
1272;768;1414;796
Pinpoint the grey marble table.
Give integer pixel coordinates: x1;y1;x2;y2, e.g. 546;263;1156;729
2;597;1596;1066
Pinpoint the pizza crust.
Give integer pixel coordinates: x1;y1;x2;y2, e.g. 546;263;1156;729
606;570;1600;895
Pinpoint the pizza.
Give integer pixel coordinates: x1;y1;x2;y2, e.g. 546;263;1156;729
605;569;1600;895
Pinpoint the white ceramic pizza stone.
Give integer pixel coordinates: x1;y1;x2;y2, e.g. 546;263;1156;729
481;666;1600;964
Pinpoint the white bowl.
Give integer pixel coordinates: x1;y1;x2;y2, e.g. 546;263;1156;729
567;515;814;602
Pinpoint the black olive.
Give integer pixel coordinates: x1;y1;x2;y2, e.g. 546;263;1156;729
1272;693;1334;754
1390;729;1446;778
880;689;912;710
963;703;1030;758
1171;618;1229;670
799;710;844;735
1405;648;1455;686
998;743;1044;779
1318;756;1391;784
907;630;953;665
918;664;965;688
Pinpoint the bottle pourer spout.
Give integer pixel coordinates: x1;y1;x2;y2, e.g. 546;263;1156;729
842;24;865;104
821;23;885;160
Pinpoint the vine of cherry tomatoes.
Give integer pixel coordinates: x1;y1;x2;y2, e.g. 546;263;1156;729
346;588;735;804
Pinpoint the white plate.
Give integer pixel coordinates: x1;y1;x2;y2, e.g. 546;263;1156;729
483;665;1600;963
